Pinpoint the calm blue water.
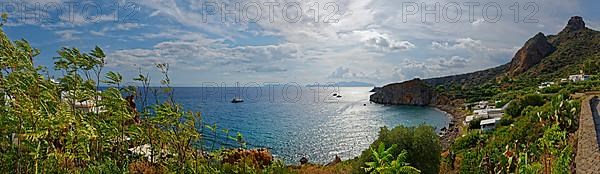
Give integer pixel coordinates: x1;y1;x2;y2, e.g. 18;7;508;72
144;87;449;164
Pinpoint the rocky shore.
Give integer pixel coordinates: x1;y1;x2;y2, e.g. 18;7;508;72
434;105;466;150
370;78;465;149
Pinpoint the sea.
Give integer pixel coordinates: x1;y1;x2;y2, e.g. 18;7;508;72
142;86;450;164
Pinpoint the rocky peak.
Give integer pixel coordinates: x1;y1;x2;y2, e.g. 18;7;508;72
561;16;586;33
531;32;547;42
506;32;555;76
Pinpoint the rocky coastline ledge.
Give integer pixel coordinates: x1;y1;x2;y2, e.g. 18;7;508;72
370;78;465;149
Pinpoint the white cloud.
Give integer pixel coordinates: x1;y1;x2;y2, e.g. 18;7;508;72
329;67;363;79
432;38;483;50
89;22;145;36
108;36;301;75
149;10;161;17
55;30;82;41
471;18;485;27
245;66;288;73
432;56;471;69
115;23;144;31
431;37;518;59
327;66;389;85
390;56;471;81
89;30;106;36
58;11;117;26
353;30;415;51
25;0;589;85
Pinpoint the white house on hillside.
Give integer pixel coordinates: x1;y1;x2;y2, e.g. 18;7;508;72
465;101;511;125
568;70;591;82
480;118;502;132
476;101;489;109
569;74;591;82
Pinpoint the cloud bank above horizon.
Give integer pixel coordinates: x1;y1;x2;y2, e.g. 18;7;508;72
3;0;600;86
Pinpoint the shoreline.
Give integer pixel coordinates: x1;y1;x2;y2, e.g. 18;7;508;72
433;105;465;150
288;104;465;168
367;97;465;150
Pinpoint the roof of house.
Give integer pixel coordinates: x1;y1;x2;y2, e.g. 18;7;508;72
480;118;502;125
465;115;476;122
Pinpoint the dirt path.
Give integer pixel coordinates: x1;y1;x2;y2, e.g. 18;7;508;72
594;98;600;147
575;96;600;173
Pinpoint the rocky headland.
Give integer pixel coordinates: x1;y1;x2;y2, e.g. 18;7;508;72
369;78;450;106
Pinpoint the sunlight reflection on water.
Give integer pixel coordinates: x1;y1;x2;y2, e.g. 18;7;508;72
155;87;450;164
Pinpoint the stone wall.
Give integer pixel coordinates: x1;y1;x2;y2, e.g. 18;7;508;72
575;96;600;173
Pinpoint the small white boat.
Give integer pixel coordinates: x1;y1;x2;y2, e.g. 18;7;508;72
231;97;244;103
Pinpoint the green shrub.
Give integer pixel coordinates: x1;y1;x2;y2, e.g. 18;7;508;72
552;145;573;174
363;143;421;174
540;85;561;94
522;94;545;107
495;100;508;108
505;100;524;117
505;94;547;118
451;132;480;152
411;126;441;174
352;125;441;174
458;150;482;174
497;117;513;127
468;118;484;130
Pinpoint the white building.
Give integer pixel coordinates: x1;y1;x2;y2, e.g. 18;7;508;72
480;118;502;132
61;91;106;113
568;70;591;82
569;74;591;82
472;108;504;118
465;115;479;124
476;101;489;109
465;101;511;125
538;82;555;89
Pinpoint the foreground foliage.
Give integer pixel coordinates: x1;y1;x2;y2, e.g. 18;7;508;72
363;143;420;174
446;94;579;174
0;20;294;173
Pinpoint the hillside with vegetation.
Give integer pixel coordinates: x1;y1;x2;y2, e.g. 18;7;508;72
443;17;600;103
425;16;599;93
370;16;600;174
525;26;600;79
441;94;581;173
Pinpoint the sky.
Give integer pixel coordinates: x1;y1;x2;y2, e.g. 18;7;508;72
2;0;600;86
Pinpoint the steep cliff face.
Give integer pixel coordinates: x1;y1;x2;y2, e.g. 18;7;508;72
370;79;449;106
506;32;556;76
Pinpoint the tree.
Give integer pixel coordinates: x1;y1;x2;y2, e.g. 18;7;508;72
411;126;441;174
522;94;545;107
